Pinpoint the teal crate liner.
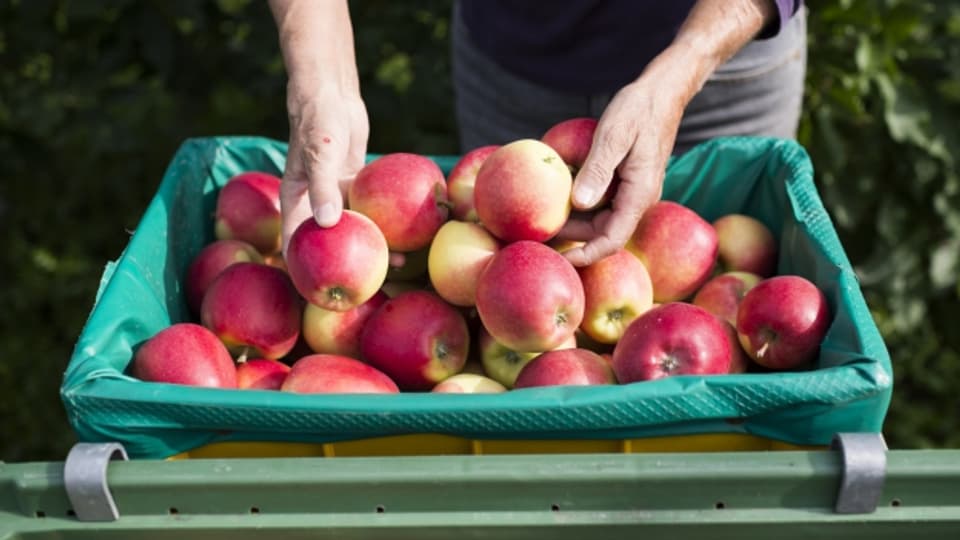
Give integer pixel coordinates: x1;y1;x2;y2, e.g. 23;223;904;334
60;136;893;459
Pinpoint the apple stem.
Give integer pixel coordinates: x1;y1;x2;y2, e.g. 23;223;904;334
237;347;249;364
756;341;769;360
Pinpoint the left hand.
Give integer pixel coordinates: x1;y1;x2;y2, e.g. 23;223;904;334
558;75;686;268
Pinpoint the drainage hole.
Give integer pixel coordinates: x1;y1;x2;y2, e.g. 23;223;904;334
375;505;386;513
891;498;902;507
550;504;560;512
66;509;76;517
168;507;180;515
715;501;726;510
250;506;261;514
34;510;46;518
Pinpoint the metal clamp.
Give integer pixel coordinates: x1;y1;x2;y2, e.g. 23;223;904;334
831;433;887;514
64;442;129;522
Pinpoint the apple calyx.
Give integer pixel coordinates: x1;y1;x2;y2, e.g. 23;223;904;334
660;354;682;374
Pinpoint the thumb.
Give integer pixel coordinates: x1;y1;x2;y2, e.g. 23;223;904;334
571;129;629;211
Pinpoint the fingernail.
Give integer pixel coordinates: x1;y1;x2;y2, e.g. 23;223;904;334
574;186;596;207
315;203;339;227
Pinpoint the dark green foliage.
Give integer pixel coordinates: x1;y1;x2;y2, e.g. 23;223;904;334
0;0;955;461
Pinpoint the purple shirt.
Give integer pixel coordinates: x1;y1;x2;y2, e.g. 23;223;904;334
459;0;802;94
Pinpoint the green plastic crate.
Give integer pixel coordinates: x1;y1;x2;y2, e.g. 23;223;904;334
59;135;893;459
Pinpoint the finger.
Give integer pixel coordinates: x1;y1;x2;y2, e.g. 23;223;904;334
571;123;632;210
280;178;313;257
302;131;349;227
555;210;612;242
563;235;623;268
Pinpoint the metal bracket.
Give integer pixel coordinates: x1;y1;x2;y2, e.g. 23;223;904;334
63;442;129;522
831;433;887;514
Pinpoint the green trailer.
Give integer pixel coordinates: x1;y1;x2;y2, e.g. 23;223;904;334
2;438;959;539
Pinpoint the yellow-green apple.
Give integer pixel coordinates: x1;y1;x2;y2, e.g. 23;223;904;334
431;373;507;394
540;117;620;209
214;171;282;255
185;239;263;315
549;237;585;254
302;290;389;358
348;153;449;252
359;290;470;391
578;248;654;344
446;145;499;222
281;354;399;394
612;302;732;382
201;262;302;359
478;326;576;388
736;275;830;370
627;201;718;303
713;214;778;277
286;210;389;312
513;348;617;388
262;253;288;273
236;358;291;390
132;323;237;388
473;139;572;242
691;271;762;326
427;220;500;307
475;240;585;352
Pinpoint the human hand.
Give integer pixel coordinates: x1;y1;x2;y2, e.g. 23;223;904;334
280;78;369;255
558;76;682;268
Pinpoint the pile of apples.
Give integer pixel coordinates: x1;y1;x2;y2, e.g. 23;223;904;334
130;118;831;395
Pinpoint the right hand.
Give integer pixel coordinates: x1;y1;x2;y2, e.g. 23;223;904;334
280;77;369;255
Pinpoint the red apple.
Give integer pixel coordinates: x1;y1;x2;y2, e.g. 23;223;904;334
691;271;762;326
286;209;389;312
713;214;778;277
626;201;718;303
302;290;388;358
348;153;449;252
473;139;572;242
513;348;617;388
736;275;830;370
201;262;302;360
428;220;500;307
236;358;291;390
579;248;654;344
360;290;470;391
475;240;585;352
281;354;399;394
612;302;732;383
185;239;263;315
431;373;507;394
214;171;282;255
447;145;499;222
132;323;237;388
478;326;576;389
540;117;620;209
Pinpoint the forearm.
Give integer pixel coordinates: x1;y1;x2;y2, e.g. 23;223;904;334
268;0;359;92
639;0;777;106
